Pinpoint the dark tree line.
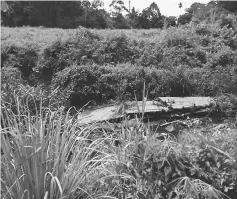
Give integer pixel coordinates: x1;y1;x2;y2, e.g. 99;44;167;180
1;0;176;29
1;0;236;29
2;1;110;28
178;1;237;25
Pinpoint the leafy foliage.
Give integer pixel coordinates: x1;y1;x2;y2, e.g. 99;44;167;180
1;23;237;110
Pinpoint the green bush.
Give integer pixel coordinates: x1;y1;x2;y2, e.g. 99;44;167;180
219;14;237;29
185;67;237;96
195;26;212;36
50;62;237;108
37;30;101;82
51;64;139;107
137;44;164;67
1;67;62;116
103;34;137;64
51;64;203;107
1;27;237;109
210;47;235;67
1;45;37;79
215;94;237;117
97;119;236;199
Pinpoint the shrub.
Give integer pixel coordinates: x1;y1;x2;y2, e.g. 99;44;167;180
210;47;235;67
195;26;212;36
51;63;201;108
185;67;237;96
1;67;25;107
1;45;37;79
50;62;237;108
99;117;235;199
1;27;237;110
164;31;193;48
219;14;237;29
51;64;143;107
200;36;211;46
1;67;63;116
103;34;137;64
37;30;101;82
215;94;237;117
137;44;164;67
195;49;207;64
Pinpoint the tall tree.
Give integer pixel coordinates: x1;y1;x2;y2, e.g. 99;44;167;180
1;1;14;13
139;2;163;29
179;2;183;16
216;1;237;13
165;16;177;27
127;7;139;28
91;0;104;9
109;0;128;16
113;13;131;29
177;13;192;25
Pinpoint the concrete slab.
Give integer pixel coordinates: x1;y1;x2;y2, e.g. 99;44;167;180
77;97;215;125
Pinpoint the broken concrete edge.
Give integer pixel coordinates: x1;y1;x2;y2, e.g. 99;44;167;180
77;97;217;125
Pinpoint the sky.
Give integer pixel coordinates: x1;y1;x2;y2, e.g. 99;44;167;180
103;0;211;17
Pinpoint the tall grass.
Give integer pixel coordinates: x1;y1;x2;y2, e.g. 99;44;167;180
1;86;234;199
1;94;119;199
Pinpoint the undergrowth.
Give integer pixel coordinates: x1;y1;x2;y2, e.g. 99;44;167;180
1;88;237;199
1;24;237;108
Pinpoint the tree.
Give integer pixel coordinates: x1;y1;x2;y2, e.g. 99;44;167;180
179;2;182;15
113;13;131;29
216;1;237;13
109;0;128;16
1;1;14;13
139;2;163;29
186;2;204;14
5;1;30;26
185;2;208;22
1;1;131;29
76;1;111;29
165;16;177;27
178;13;192;25
26;1;84;28
91;0;104;9
127;7;139;28
1;1;14;25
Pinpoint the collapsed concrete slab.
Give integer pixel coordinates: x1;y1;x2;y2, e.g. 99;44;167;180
77;97;216;125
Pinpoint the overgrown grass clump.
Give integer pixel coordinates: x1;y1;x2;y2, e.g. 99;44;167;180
1;94;118;199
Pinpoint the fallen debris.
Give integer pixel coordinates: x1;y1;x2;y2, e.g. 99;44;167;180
78;97;216;125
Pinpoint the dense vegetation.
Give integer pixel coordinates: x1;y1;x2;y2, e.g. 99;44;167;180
1;88;237;199
1;1;237;199
2;22;237;111
2;1;237;110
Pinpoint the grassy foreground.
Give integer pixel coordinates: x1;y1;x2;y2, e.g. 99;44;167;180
1;91;237;199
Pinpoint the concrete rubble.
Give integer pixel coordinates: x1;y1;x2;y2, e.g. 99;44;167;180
77;97;216;125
